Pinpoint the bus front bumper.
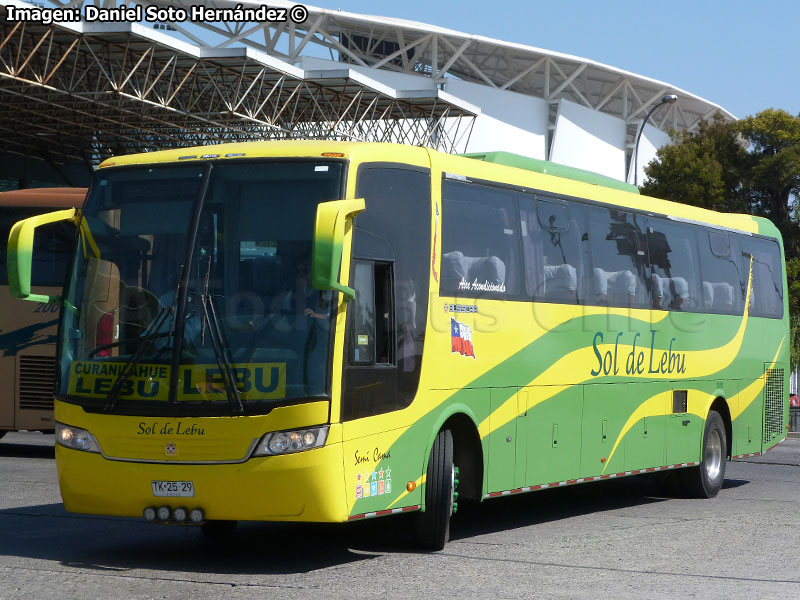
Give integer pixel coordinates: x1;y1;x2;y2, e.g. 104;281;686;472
55;443;347;523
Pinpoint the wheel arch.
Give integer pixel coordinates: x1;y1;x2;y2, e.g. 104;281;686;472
422;405;484;502
709;396;733;459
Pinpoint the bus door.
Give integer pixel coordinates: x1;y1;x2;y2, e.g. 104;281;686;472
343;259;398;420
340;164;430;425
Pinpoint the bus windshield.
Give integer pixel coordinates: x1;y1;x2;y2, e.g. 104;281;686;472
58;160;343;415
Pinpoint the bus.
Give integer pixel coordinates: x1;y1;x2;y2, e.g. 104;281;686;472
6;142;788;549
0;188;85;440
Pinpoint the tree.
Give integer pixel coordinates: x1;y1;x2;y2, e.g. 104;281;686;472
641;108;800;311
738;109;800;258
641;114;748;214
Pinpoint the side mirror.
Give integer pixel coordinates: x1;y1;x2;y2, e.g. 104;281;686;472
7;208;80;304
312;198;365;302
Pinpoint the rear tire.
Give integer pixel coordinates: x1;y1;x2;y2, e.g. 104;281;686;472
414;429;454;551
680;410;727;498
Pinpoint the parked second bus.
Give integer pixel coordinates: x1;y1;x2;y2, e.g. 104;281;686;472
0;188;85;439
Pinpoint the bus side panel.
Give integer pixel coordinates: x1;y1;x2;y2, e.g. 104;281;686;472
339;398;462;517
523;385;581;485
580;383;627;477
487;388;516;492
340;421;422;517
664;386;703;466
733;380;761;456
624;382;667;472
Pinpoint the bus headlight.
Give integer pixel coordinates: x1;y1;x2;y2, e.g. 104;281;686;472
252;426;328;456
55;422;101;453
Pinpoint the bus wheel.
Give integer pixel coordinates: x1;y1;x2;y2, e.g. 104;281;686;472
414;429;454;551
201;519;237;540
681;411;727;498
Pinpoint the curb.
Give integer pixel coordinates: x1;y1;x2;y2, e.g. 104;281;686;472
787;432;800;439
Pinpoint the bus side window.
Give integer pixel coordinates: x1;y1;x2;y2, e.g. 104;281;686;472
440;180;521;298
698;230;743;315
518;193;584;303
646;218;701;312
586;206;650;309
349;260;394;365
740;236;783;319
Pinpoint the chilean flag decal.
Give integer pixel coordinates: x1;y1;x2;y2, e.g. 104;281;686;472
451;317;476;359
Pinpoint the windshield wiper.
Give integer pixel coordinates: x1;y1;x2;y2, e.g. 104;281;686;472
167;163;213;404
103;305;173;411
195;255;244;414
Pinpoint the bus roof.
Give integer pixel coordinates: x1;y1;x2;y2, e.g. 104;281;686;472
460;151;640;195
0;188;87;209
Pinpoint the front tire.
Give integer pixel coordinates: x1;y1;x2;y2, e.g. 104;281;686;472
680;410;727;498
414;429;454;551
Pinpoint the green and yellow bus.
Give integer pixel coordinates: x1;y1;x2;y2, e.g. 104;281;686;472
7;141;788;549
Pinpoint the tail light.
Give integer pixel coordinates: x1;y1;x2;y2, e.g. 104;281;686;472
96;312;114;357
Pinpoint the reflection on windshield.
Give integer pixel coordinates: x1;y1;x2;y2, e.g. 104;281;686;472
59;161;343;413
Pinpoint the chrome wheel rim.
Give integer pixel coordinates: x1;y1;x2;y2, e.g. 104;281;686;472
449;464;455;516
704;429;723;482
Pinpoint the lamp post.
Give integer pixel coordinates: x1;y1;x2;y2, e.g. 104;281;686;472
633;94;678;187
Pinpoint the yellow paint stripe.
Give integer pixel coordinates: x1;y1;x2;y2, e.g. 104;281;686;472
348;305;669;460
602;392;670;471
386;474;426;510
479;258;757;440
602;389;711;472
602;337;784;471
434;304;668;399
730;338;784;420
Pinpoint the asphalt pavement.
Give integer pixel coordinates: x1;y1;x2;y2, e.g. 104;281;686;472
1;431;799;599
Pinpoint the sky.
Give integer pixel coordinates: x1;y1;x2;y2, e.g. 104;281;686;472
307;0;800;120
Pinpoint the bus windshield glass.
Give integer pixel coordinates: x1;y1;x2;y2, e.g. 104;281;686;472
58;160;343;415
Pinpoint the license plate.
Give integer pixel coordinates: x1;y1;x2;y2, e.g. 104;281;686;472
151;480;195;497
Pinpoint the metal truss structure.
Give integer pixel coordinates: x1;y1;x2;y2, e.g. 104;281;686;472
0;2;476;165
137;0;735;134
2;0;734;169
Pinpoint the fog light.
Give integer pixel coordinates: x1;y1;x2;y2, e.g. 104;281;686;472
156;506;171;521
189;508;205;524
143;507;156;522
172;507;188;522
